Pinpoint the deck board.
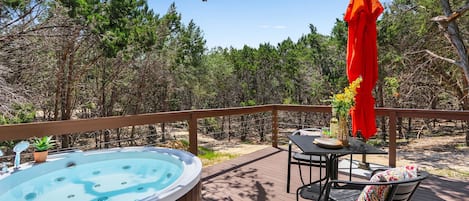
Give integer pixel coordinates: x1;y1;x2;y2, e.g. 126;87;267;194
201;147;469;201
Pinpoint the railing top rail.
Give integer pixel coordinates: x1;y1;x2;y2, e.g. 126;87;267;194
0;105;274;141
375;107;469;120
1;104;469;141
274;104;331;113
0;111;193;141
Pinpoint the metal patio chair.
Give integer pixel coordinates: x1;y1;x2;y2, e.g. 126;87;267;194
287;128;327;193
320;169;429;201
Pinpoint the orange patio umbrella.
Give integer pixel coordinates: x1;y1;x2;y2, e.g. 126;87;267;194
344;0;383;140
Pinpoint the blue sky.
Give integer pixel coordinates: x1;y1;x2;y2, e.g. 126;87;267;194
148;0;391;49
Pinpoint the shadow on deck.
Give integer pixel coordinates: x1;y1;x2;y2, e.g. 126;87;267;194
201;147;469;201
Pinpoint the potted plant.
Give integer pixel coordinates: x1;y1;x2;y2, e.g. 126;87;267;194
330;77;362;146
32;136;55;163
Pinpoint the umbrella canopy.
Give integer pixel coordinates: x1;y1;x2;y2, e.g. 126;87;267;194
344;0;383;140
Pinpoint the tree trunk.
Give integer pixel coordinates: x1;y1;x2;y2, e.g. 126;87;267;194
161;123;166;142
228;116;232;142
466;130;469;146
148;125;157;145
53;50;64;121
260;116;265;142
461;76;469;146
297;112;303;129
57;38;73;148
397;117;403;139
101;64;107;117
130;126;136;146
376;73;387;142
432;0;469;145
241;115;247;141
116;128;121;147
434;0;469;80
64;47;75;120
104;129;110;148
221;116;226;139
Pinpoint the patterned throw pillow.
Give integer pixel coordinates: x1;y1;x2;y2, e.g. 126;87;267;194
356;165;418;201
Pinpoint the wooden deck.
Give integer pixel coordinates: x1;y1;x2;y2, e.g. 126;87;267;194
201;147;469;201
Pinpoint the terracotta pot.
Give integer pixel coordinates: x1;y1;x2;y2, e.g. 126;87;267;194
33;150;48;163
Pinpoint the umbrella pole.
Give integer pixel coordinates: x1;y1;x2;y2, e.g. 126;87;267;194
358;153;370;170
356;131;370;170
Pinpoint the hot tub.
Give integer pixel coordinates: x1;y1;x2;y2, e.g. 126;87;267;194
0;147;202;201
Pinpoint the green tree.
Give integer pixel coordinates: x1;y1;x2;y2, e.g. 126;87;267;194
44;0;158;147
0;0;48;116
175;20;207;109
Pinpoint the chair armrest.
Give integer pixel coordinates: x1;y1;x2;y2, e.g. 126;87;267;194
371;168;390;176
328;177;425;187
327;179;389;187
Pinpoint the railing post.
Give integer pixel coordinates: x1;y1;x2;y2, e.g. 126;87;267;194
189;114;198;156
389;111;397;167
272;107;278;148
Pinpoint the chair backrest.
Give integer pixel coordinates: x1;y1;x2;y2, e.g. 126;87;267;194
385;171;429;201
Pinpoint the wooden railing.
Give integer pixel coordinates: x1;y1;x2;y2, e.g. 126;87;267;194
1;104;468;167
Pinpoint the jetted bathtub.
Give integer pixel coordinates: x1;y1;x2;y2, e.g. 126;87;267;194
0;147;202;201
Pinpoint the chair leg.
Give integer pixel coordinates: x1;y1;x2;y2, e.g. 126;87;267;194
296;187;300;201
349;154;353;181
319;159;322;194
298;161;305;185
309;156;312;184
287;143;292;193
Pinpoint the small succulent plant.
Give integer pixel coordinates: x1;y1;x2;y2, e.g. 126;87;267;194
32;136;55;152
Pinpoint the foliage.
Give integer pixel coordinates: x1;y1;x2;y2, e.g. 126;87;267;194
202;117;220;133
376;0;468;111
331;77;362;117
0;104;35;125
0;141;18;151
366;139;386;147
32;136;56;152
59;0;156;58
163;140;237;167
240;100;256;107
384;77;400;98
198;146;238;167
163;139;189;150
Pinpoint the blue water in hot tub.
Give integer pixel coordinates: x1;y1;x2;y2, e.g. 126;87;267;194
0;157;182;201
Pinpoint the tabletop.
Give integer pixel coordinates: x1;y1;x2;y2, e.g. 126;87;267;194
288;135;387;156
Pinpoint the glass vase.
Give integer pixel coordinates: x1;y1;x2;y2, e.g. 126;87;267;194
338;115;349;146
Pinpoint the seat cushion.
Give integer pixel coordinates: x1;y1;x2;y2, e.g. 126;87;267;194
292;152;326;163
328;188;362;201
356;165;418;201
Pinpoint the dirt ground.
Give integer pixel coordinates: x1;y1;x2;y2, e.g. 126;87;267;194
389;134;468;179
197;134;271;155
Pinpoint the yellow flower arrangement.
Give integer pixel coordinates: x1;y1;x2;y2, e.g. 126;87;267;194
331;77;362;117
